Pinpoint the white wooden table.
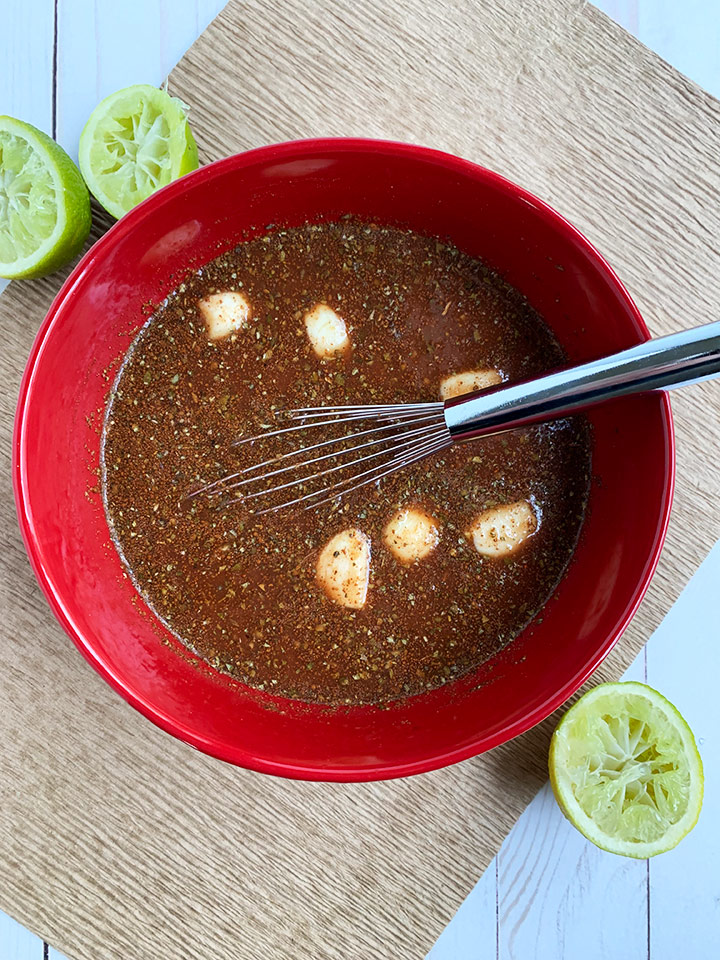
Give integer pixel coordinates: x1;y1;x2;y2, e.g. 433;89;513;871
1;2;719;957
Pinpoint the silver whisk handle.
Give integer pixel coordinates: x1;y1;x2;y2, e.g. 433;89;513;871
444;320;720;442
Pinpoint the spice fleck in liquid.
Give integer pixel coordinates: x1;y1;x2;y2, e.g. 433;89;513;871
102;220;591;705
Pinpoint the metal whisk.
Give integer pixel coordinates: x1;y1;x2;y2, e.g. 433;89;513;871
195;321;720;514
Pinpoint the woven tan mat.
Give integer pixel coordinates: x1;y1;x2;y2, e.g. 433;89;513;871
2;1;720;957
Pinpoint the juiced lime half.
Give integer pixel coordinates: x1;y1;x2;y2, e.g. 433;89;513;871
79;84;199;219
0;116;91;279
550;682;703;857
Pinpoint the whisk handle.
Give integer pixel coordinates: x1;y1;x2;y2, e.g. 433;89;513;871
444;320;720;442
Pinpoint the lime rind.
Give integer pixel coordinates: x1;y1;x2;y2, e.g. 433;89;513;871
78;84;199;219
0;116;91;279
549;682;703;858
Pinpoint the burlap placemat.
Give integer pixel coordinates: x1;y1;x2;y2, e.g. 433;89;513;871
2;1;720;957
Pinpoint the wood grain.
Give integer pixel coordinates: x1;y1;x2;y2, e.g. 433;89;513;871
1;1;720;958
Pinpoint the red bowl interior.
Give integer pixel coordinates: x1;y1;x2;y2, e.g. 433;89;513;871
13;139;673;781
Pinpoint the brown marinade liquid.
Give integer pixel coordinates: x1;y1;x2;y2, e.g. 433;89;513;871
102;219;591;705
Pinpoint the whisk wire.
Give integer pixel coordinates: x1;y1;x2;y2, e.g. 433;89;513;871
241;424;449;504
213;421;443;498
258;432;452;515
193;410;442;498
197;401;451;514
284;401;442;419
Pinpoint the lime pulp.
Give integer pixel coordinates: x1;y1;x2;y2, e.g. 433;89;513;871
0;116;91;279
549;682;703;857
78;84;199;219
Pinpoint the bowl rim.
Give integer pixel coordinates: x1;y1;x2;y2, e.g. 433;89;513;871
12;137;675;780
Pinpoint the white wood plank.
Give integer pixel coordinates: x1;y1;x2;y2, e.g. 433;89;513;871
638;0;720;99
428;859;497;959
48;948;69;960
0;0;55;130
596;2;720;99
0;0;54;298
646;541;720;960
0;911;44;960
496;652;649;960
594;0;639;35
56;0;227;162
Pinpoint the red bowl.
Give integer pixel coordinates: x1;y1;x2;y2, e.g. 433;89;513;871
13;139;673;781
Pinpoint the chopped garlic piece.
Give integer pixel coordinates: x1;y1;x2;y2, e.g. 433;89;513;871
440;368;502;400
198;291;250;340
304;303;349;357
466;500;538;557
383;507;440;565
316;528;371;609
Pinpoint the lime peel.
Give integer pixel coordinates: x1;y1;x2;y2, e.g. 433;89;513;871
0;116;91;279
78;84;199;220
549;681;703;858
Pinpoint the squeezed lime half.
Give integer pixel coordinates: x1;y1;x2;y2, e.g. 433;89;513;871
0;116;91;279
550;681;703;857
79;84;199;219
